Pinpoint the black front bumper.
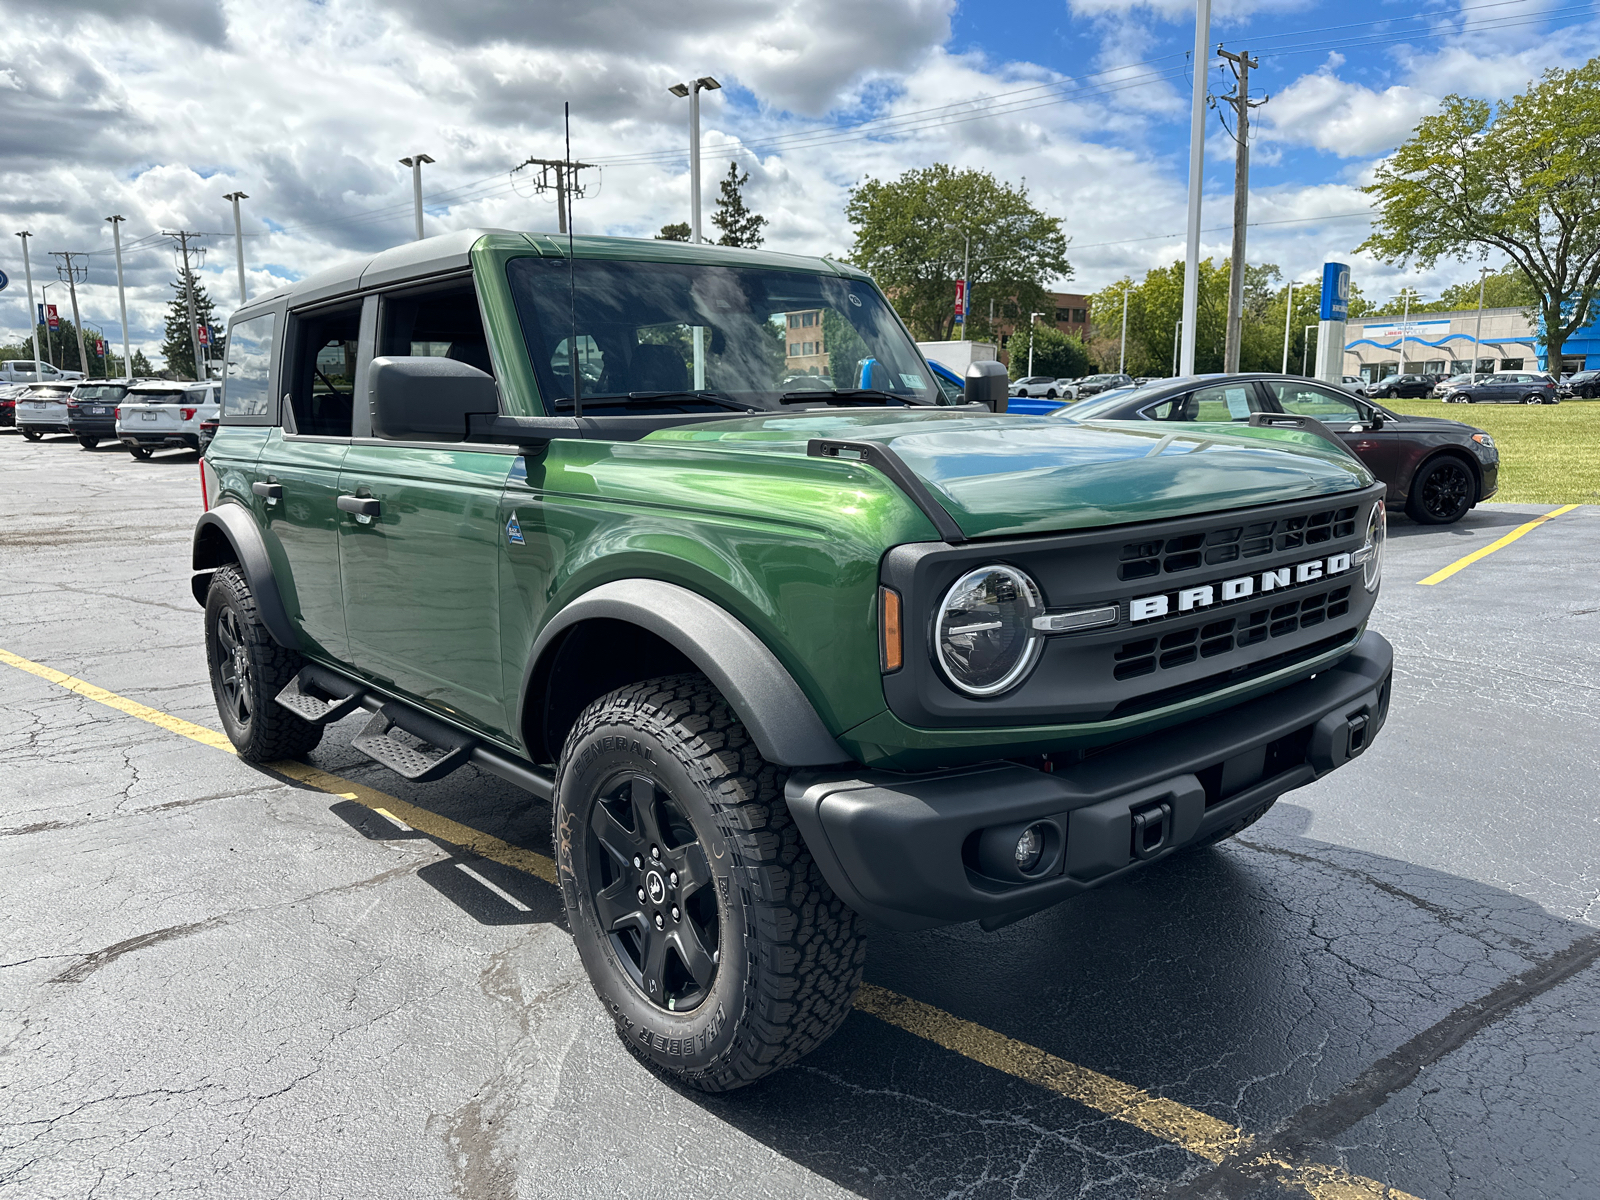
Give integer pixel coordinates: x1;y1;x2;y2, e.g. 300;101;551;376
786;631;1393;930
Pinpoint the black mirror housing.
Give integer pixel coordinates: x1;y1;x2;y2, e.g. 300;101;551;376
369;356;499;441
964;360;1009;412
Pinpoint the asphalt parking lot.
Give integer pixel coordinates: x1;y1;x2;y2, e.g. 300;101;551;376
2;431;1598;1200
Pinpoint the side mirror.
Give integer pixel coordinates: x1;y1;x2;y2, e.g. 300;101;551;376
369;356;498;441
964;360;1009;412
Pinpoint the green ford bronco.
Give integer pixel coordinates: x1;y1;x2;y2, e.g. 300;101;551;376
193;229;1391;1091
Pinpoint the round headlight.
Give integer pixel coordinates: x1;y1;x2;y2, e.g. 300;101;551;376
1363;500;1385;592
934;565;1045;696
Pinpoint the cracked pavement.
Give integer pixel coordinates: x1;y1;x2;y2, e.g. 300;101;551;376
1;432;1597;1199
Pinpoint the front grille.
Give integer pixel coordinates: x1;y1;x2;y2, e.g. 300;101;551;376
1113;586;1352;680
1107;631;1358;719
1118;505;1359;581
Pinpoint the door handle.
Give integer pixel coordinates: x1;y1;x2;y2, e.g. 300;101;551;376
337;495;382;524
252;481;283;504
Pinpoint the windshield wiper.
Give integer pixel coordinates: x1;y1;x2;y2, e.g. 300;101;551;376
554;390;755;413
778;388;930;406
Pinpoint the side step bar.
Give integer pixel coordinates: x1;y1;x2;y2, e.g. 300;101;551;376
272;665;554;798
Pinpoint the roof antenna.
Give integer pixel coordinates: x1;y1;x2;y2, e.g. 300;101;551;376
566;102;581;420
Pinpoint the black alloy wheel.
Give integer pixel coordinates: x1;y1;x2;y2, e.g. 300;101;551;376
1408;455;1475;525
585;773;719;1013
204;564;323;760
555;674;865;1092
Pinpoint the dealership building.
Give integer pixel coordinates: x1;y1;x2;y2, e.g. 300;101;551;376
1342;307;1600;379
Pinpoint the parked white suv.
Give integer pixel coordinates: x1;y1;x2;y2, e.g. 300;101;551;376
116;380;219;459
13;382;78;440
1009;375;1064;399
0;359;84;384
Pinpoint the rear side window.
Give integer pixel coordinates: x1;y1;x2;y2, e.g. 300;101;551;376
379;284;493;375
288;305;360;437
222;312;276;420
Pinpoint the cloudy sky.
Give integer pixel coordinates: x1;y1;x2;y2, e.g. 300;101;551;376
2;0;1598;365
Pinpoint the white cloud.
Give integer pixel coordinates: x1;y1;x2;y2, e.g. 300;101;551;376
1258;57;1437;156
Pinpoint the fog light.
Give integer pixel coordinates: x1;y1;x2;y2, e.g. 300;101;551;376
1015;825;1045;873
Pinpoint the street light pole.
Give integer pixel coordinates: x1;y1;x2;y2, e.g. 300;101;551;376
1302;323;1315;377
106;217;132;378
14;231;41;376
1172;318;1183;376
1119;283;1129;374
668;77;722;244
1471;266;1490;383
1281;280;1294;374
1180;0;1212;377
223;191;249;304
397;155;434;241
1027;311;1044;377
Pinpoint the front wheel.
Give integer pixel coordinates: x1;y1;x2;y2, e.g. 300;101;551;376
1522;393;1543;405
204;564;323;761
1407;455;1475;525
555;674;865;1093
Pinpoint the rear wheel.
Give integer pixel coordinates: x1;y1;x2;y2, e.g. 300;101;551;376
204;564;322;761
77;436;99;449
1407;455;1475;525
555;673;865;1093
20;429;41;442
1522;392;1543;405
127;445;153;459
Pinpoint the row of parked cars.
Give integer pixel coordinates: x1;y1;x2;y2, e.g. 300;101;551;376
1353;369;1592;404
0;376;220;457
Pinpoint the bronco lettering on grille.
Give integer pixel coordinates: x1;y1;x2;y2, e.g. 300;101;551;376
1130;553;1352;621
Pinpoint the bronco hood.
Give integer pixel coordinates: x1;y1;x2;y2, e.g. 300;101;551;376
648;410;1373;539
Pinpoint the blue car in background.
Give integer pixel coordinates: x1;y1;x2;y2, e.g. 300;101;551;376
925;359;1066;414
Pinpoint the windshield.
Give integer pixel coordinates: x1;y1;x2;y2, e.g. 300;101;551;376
1053;387;1141;419
506;257;941;413
74;385;128;401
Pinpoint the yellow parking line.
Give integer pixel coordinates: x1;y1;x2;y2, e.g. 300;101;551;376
0;647;1423;1199
1417;504;1579;585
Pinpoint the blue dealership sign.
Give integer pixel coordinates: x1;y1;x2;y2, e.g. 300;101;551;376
1321;262;1350;321
0;268;8;293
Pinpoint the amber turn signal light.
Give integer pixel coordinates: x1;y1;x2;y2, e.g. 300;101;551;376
879;586;903;672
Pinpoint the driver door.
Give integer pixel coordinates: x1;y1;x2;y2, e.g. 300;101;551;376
1259;378;1399;483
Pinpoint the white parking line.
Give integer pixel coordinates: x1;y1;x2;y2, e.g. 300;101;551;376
455;862;533;912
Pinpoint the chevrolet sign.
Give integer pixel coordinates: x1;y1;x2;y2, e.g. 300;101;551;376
1130;552;1360;622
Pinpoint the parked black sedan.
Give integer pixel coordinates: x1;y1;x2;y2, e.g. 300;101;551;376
1057;373;1499;525
1559;369;1599;399
1442;372;1558;404
1367;372;1437;400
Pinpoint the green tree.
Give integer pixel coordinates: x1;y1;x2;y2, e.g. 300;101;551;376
655;222;690;242
1435;266;1540;312
160;270;223;380
1360;59;1600;372
1011;322;1091;380
845;165;1071;342
710;162;768;248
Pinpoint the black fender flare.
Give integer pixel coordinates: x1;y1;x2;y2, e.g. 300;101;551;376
191;505;300;650
522;579;851;768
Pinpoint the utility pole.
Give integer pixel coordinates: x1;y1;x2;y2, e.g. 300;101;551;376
1281;280;1294;374
1471;266;1490;382
223;191;249;304
1217;46;1265;373
398;154;434;241
959;232;971;342
1119;283;1129;373
1180;0;1212;377
164;231;207;381
513;157;596;235
106;217;132;378
1302;324;1315;376
50;251;90;377
14;232;41;375
1172;318;1183;376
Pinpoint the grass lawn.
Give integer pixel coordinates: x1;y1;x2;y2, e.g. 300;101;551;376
1388;397;1600;505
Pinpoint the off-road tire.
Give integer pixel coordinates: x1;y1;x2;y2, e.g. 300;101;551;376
204;564;322;761
554;673;865;1093
1190;797;1277;848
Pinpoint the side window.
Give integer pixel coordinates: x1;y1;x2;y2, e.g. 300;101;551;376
288;305;361;437
379;283;493;376
221;312;275;420
1189;383;1254;421
1264;381;1361;422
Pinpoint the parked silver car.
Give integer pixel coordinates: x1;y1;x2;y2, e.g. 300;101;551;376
13;382;78;440
0;359;84;384
116;380;220;458
1008;375;1064;399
